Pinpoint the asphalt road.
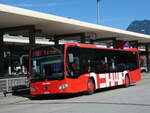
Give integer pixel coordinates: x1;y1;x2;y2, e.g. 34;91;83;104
0;73;150;113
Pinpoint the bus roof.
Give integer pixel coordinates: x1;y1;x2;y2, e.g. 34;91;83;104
65;43;139;52
0;4;150;43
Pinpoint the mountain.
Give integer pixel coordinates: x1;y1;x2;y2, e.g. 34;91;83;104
127;20;150;35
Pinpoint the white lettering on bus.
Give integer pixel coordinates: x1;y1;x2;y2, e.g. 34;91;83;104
99;72;125;88
106;73;115;87
99;74;106;88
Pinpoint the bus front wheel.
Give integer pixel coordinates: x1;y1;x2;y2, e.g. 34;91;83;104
86;79;95;95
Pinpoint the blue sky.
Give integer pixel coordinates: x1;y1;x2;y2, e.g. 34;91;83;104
0;0;150;30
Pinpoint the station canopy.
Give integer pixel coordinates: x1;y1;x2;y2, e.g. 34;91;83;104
0;4;150;43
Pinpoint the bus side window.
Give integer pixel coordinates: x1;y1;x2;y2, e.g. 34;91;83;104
105;57;116;73
66;47;81;78
68;56;80;75
81;58;88;74
67;53;76;77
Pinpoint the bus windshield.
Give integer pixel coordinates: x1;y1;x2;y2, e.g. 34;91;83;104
31;45;64;82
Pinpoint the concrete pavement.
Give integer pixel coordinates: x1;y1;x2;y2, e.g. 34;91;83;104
0;92;29;105
0;72;149;105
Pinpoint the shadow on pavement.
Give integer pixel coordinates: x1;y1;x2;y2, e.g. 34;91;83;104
12;84;136;100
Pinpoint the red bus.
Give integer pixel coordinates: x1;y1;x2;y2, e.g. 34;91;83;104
29;43;141;96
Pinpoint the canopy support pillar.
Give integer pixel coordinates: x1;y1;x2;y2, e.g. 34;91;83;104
112;38;117;48
129;40;139;48
29;29;36;46
146;45;150;72
54;38;59;45
80;35;86;43
0;33;4;46
0;33;4;76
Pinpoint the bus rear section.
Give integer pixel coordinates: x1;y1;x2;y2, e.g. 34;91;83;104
65;44;141;93
29;43;141;96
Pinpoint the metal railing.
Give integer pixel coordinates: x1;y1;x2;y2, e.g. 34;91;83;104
0;77;28;92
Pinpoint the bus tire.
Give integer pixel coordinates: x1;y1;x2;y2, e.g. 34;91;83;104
124;75;130;87
86;78;95;95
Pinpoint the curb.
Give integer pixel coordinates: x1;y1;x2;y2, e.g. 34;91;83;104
0;97;29;105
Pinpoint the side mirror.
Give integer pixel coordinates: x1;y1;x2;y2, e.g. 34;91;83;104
68;53;74;63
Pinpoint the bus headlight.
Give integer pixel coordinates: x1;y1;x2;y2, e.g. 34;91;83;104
59;84;68;90
30;87;36;92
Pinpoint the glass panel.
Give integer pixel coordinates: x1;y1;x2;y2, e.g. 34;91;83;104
66;46;81;78
31;45;64;82
66;46;139;77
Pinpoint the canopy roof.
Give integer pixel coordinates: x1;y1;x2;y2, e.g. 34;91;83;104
0;4;150;43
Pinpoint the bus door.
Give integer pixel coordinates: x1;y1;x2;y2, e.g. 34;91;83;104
66;47;86;93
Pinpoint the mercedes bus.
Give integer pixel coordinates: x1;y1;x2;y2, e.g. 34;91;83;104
29;43;141;96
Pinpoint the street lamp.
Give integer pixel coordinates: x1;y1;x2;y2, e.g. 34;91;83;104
97;0;101;24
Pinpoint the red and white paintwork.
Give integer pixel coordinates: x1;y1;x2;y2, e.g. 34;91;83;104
89;71;127;89
30;43;141;96
30;69;141;95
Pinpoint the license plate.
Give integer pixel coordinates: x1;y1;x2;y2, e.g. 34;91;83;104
44;92;50;94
